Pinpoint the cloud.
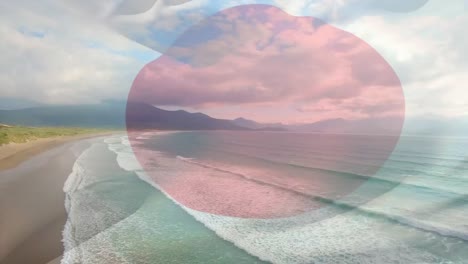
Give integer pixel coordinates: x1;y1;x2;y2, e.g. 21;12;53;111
101;0;431;54
341;3;468;119
0;0;156;104
0;0;465;124
128;5;404;123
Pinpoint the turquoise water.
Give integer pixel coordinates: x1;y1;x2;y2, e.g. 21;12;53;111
62;142;265;264
62;133;468;263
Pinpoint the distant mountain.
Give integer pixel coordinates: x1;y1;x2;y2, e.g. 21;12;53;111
402;116;468;136
126;102;246;130
285;116;468;136
289;118;347;132
0;101;248;130
232;117;261;129
287;117;403;135
253;126;288;132
232;117;286;130
0;97;43;110
0;102;127;128
1;100;465;136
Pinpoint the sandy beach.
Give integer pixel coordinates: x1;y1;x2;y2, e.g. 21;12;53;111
0;133;116;264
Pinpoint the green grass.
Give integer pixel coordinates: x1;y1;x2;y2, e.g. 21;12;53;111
0;126;110;145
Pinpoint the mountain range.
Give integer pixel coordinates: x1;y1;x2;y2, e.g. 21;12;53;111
232;117;284;130
0;101;467;136
0;97;43;110
126;102;245;130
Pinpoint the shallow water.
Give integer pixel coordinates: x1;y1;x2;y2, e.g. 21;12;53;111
62;142;265;264
62;132;468;263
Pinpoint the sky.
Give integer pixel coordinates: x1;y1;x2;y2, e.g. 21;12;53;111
0;0;467;124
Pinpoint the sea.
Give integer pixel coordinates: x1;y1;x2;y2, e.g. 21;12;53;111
61;131;468;264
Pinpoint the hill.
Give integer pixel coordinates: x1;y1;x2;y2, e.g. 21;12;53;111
2;102;465;136
0;102;248;131
0;103;126;128
126;102;246;130
0;97;43;110
232;117;286;130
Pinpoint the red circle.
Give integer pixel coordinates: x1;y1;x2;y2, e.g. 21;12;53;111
126;5;405;219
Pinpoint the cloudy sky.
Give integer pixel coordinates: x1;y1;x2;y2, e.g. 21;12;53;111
0;0;466;124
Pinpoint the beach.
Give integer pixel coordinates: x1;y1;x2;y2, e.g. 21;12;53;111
2;131;468;264
0;133;115;264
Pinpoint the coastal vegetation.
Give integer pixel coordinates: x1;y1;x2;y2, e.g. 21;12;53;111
0;125;107;145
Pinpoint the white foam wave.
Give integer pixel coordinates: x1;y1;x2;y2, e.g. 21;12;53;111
101;134;467;263
128;167;443;263
106;136;144;172
121;138;131;147
103;137;122;144
176;155;194;161
62;138;143;264
133;130;181;140
364;207;468;241
176;156;468;242
63;146;94;193
135;131;159;140
62;143;98;264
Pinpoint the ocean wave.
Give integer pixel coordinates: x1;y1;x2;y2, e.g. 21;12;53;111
63;147;93;193
62;143;97;263
129;165;453;263
134;131;174;140
222;137;468;165
176;155;194;161
189;158;467;236
221;138;468;167
358;206;468;241
62;139;157;264
103;137;122;144
108;136;468;242
100;135;468;264
177;148;468;203
207;144;468;180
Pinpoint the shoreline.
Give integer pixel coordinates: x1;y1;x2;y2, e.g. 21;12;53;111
0;133;120;264
0;132;117;171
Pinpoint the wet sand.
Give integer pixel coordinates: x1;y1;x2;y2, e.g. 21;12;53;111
0;133;117;264
0;133;112;171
